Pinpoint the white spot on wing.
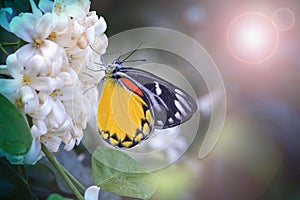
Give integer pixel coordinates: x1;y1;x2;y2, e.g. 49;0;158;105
175;93;192;111
157;120;164;126
175;88;186;97
175;100;187;116
175;111;181;120
154;81;162;96
168;117;174;124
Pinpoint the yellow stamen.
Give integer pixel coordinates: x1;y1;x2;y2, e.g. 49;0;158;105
15;98;23;109
48;32;56;40
53;3;62;14
51;89;61;98
32;38;43;49
22;75;30;85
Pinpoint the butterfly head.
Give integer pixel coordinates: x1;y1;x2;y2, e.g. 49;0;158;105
106;61;122;73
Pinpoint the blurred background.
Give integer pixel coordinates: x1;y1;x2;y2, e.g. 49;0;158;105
90;0;300;199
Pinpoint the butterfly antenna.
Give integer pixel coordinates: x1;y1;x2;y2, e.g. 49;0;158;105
103;51;120;56
122;59;146;63
120;41;146;63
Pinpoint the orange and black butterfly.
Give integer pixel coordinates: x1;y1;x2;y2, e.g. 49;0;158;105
96;50;197;148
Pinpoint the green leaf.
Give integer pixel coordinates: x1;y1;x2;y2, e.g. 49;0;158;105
0;93;32;156
92;147;158;200
47;193;72;200
0;158;32;199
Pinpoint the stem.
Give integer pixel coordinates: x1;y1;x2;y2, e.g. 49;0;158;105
17;165;26;180
62;166;86;192
42;144;84;200
1;42;19;46
0;44;8;55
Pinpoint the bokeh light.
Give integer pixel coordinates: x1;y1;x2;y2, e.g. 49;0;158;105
227;12;279;64
272;7;296;31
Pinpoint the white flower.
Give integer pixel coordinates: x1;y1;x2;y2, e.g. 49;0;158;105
9;11;65;63
38;0;54;13
0;0;108;162
92;34;108;55
23;137;42;164
0;53;63;108
84;185;100;200
47;0;107;73
53;0;91;17
37;69;76;152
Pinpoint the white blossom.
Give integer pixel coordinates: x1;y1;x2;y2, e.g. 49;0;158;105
0;53;63;112
84;185;100;200
48;6;107;73
53;0;91;18
38;0;54;13
0;0;108;164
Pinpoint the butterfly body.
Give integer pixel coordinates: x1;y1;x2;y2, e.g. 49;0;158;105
97;61;197;148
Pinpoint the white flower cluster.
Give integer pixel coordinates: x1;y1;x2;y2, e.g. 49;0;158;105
0;0;107;163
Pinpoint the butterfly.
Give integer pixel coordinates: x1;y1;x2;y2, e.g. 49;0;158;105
96;51;198;148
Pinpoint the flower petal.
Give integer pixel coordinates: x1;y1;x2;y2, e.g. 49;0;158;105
9;13;38;43
0;65;9;79
31;124;45;138
41;134;62;152
84;185;100;200
24;91;39;114
24;137;42;164
29;0;42;16
53;0;88;17
86;26;95;45
94;16;107;35
63;138;76;151
31;76;63;93
58;71;74;85
29;93;52;119
48;99;67;127
51;13;69;32
32;119;47;136
19;86;36;103
6;53;23;79
16;44;37;65
55;119;72;133
59;86;78;101
0;7;13;32
38;0;54;13
91;34;108;55
40;40;63;61
36;13;55;38
0;79;20;94
26;54;58;79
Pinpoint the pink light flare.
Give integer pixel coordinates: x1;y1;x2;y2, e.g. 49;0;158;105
227;12;279;65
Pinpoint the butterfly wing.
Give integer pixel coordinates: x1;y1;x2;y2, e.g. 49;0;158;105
119;67;198;129
97;77;154;148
